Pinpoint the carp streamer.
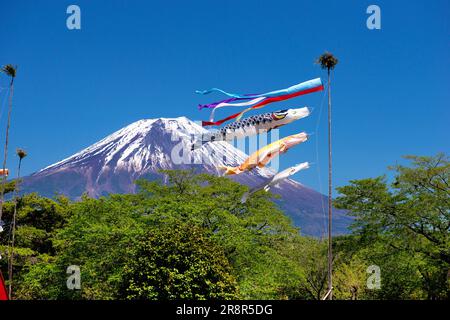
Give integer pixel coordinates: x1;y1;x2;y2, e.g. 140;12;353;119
241;162;310;203
196;78;323;126
191;107;311;151
220;132;309;175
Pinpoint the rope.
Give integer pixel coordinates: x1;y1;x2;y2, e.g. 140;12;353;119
314;82;328;240
0;87;9;124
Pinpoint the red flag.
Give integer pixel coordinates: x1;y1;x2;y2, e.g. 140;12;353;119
0;271;8;300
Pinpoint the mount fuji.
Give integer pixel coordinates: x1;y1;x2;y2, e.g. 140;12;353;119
20;117;351;237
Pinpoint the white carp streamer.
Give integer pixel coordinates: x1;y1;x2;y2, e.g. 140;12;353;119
191;107;310;151
241;162;310;203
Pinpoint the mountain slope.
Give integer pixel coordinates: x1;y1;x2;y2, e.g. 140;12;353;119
21;117;351;236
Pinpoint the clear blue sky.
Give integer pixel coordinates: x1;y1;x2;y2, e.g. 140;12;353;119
0;0;448;195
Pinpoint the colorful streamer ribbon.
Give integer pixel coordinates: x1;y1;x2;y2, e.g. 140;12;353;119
197;78;323;126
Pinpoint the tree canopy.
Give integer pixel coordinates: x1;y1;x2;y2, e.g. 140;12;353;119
0;154;448;300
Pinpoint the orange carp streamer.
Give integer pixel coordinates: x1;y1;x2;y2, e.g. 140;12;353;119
220;132;308;175
0;169;8;176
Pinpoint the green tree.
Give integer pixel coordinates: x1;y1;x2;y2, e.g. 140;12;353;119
8;148;27;298
50;195;147;299
0;193;71;299
120;223;238;300
135;170;304;299
9;170;337;300
332;242;371;300
292;238;328;300
335;153;449;299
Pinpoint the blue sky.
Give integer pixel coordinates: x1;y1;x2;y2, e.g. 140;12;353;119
0;0;448;195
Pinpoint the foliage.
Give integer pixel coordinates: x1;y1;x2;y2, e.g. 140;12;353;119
120;223;238;300
16;148;27;159
1;64;16;78
135;170;304;299
0;180;17;196
335;154;449;299
316;52;338;71
0;193;70;260
0;154;447;300
3;171;307;299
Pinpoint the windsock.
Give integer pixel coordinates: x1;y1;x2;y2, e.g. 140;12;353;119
191;107;310;151
0;169;8;176
241;162;310;203
220;132;308;175
197;78;323;126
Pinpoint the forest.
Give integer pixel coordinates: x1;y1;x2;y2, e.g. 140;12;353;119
0;154;448;300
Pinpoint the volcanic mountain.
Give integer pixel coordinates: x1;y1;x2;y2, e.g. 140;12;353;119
21;117;351;237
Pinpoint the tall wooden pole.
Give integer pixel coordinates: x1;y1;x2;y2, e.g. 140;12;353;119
317;52;337;300
0;76;14;223
327;68;333;300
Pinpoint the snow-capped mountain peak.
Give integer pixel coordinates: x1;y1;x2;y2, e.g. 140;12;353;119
36;117;273;182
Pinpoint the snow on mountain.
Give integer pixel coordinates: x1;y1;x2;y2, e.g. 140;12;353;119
39;117;272;176
21;117;351;237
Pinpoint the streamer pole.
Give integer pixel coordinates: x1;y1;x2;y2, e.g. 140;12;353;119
327;68;333;300
317;52;338;300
